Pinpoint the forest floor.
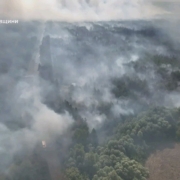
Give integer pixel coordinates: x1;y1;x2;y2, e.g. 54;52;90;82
145;143;180;180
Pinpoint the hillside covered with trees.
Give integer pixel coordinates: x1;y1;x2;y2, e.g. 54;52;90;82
1;106;180;180
1;21;180;180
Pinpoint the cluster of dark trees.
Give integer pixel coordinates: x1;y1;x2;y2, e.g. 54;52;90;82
63;107;180;180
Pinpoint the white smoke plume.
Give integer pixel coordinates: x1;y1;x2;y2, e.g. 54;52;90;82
17;77;73;140
0;75;73;171
0;0;167;21
0;0;180;173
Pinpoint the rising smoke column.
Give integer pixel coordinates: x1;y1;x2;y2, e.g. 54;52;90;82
0;22;73;172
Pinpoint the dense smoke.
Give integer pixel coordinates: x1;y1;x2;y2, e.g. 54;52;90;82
0;23;74;171
0;0;180;174
0;0;167;21
0;76;73;171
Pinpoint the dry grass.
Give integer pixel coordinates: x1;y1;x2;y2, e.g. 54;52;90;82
145;143;180;180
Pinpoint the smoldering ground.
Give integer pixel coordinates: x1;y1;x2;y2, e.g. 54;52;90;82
1;0;180;174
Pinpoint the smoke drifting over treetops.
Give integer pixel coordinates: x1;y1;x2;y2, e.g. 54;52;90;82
0;0;167;21
0;0;180;174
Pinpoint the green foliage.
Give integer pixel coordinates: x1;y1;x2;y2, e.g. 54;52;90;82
67;144;85;171
111;76;149;98
65;107;180;180
65;167;84;180
116;107;176;143
84;152;99;179
151;55;180;67
72;121;89;146
89;129;98;147
115;158;149;180
93;166;122;180
5;106;180;180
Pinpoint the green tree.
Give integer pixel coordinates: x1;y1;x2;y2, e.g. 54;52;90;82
89;129;98;147
65;167;84;180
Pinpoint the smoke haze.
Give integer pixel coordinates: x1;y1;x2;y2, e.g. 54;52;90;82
0;0;167;21
0;19;180;170
1;0;180;176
